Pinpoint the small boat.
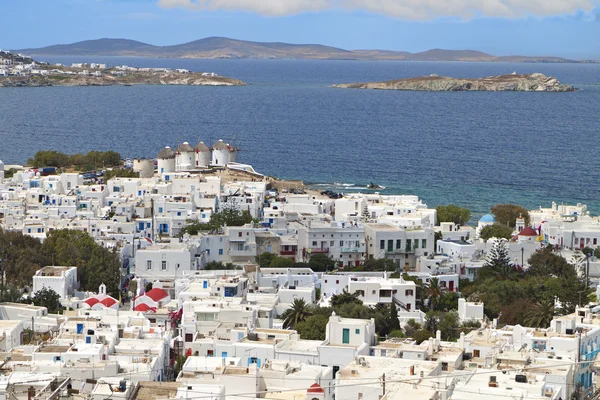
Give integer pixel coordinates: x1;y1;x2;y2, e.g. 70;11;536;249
123;84;132;87
367;182;382;190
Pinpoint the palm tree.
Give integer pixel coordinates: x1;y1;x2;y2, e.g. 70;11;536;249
330;289;362;307
424;277;444;311
281;298;313;329
524;298;555;328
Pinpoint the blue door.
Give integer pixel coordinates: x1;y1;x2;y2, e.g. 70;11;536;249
342;328;350;344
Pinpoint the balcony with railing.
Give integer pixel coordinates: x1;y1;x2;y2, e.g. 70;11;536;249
307;247;329;254
385;248;413;255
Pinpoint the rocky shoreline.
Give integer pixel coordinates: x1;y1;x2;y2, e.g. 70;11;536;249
0;72;247;87
332;73;576;92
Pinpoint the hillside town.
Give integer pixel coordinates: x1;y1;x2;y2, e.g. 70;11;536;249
0;143;599;400
0;50;228;86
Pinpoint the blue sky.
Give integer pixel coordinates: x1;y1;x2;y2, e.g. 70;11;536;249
1;0;599;58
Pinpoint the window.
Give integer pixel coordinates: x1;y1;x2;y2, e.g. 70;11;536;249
336;280;339;284
422;239;427;249
312;241;318;247
158;207;163;213
330;240;334;247
405;289;414;296
396;239;401;249
206;249;210;255
176;263;180;269
595;238;598;245
177;211;181;216
162;261;167;270
387;240;393;252
356;240;360;247
238;232;243;237
355;329;360;334
340;240;344;247
146;260;152;270
406;239;412;251
380;240;385;250
414;240;419;249
219;249;223;255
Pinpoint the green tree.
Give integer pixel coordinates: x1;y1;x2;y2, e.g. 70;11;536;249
389;302;401;331
41;230;121;295
424;277;444;311
436;204;471;226
4;168;18;179
180;207;254;236
363;258;395;271
480;224;514;241
307;253;336;272
104;168;139;181
257;252;277;269
204;261;238;270
499;298;535;326
387;329;406;338
524;298;556;328
413;329;434;344
295;314;328;340
528;248;576;279
32;287;61;314
360;205;370;223
437;292;459;312
330;289;362;308
491;204;530;228
270;257;294;268
28;150;71;168
281;298;313;329
0;229;48;287
479;239;516;281
403;319;421;337
437;310;461;341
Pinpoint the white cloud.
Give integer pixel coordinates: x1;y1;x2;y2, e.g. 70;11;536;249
157;0;330;16
157;0;596;19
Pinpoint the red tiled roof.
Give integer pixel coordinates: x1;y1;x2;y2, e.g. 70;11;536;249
307;383;324;393
100;297;118;307
145;288;169;302
83;298;99;306
134;303;155;312
518;227;538;236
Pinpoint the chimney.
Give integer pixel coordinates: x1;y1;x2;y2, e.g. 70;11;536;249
436;330;441;346
459;332;465;350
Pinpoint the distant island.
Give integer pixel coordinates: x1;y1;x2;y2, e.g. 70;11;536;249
0;50;246;87
14;37;592;63
332;73;576;92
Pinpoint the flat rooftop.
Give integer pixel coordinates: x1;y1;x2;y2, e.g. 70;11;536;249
35;266;76;276
132;381;180;400
276;339;324;353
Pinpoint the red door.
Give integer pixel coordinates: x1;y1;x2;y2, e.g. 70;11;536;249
449;281;455;292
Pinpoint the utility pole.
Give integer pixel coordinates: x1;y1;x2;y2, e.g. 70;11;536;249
382;373;386;396
521;247;524;269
